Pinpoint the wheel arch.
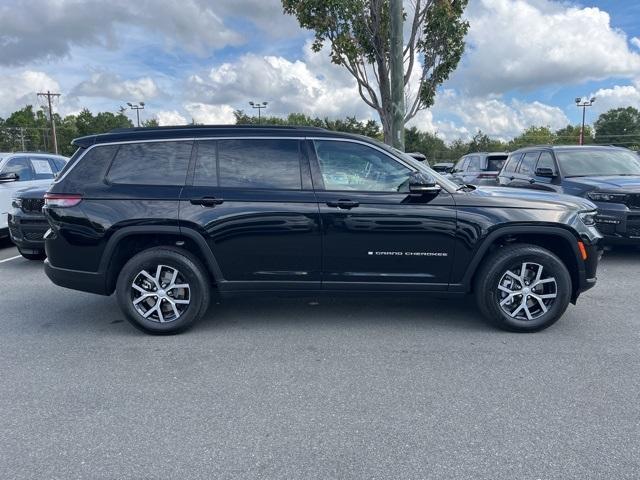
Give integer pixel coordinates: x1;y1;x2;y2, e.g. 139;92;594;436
100;225;223;295
460;226;584;300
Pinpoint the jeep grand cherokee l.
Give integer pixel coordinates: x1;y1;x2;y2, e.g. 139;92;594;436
497;145;640;244
43;126;601;334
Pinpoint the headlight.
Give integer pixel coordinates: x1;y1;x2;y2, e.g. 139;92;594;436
579;211;597;226
587;191;627;203
11;198;22;209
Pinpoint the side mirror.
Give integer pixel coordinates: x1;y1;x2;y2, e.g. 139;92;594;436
409;172;442;196
0;172;19;183
535;167;556;178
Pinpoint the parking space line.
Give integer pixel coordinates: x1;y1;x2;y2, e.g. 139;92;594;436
0;255;21;264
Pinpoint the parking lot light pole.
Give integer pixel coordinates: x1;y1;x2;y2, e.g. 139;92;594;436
249;101;268;124
575;97;596;146
127;102;146;127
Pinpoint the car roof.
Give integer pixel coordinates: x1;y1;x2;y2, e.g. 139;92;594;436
463;152;508;157
72;125;364;148
512;145;630;153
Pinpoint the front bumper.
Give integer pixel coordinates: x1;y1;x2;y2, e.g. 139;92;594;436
593;202;640;244
7;211;49;251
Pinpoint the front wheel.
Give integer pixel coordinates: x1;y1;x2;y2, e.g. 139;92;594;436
116;247;211;334
474;244;572;332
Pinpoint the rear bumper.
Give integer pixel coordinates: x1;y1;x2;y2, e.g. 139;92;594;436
44;260;110;296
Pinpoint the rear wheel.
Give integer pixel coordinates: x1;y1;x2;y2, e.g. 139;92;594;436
116;247;211;334
474;244;572;332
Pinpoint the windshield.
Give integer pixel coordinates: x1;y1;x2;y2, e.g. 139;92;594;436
557;149;640;177
361;136;460;191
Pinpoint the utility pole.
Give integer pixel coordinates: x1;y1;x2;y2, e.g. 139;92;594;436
575;97;596;146
18;127;26;151
390;0;405;150
37;90;61;154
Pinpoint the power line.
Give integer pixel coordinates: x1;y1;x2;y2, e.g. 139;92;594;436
37;90;61;154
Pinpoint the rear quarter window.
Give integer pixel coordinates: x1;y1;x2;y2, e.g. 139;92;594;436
486;156;507;171
60;145;119;193
107;141;192;186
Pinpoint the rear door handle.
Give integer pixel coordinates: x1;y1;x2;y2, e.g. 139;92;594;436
326;199;360;210
190;196;224;207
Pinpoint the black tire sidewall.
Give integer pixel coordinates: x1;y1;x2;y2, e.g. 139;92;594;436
116;249;210;334
477;246;572;332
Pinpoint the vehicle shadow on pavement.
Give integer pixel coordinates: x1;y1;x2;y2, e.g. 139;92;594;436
195;295;488;334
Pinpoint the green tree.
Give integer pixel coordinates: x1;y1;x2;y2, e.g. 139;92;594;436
594;107;640;149
509;126;556;149
404;126;447;162
142;118;160;127
282;0;469;145
466;130;507;153
75;108;133;137
555;124;593;145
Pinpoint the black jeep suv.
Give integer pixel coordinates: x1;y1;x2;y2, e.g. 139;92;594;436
44;126;601;334
497;145;640;244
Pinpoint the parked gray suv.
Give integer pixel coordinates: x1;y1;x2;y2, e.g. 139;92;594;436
451;152;508;186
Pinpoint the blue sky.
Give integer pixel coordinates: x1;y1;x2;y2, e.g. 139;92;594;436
0;0;638;141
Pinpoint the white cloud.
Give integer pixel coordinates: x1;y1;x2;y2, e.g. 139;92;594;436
0;0;244;65
457;0;640;95
184;103;236;124
632;37;640;50
0;70;60;116
589;83;640;116
71;72;160;101
156;110;188;126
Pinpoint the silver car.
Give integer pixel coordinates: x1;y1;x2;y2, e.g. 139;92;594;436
450;152;508;186
0;152;68;238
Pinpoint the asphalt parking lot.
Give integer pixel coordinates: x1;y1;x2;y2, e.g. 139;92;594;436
0;243;639;480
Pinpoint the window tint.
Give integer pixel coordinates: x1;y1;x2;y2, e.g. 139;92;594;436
108;141;192;185
64;145;118;192
218;139;301;189
193;141;218;187
315;140;412;192
556;149;640;177
518;152;540;175
467;156;481;171
487;156;507;171
536;152;556;173
503;154;521;173
30;157;56;180
52;158;67;172
2;157;33;181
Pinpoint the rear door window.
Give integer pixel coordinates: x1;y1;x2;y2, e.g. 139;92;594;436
107;141;192;185
517;152;540;175
218;139;302;190
30;157;56;180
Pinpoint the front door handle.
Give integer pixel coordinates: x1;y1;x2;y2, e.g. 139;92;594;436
529;179;536;184
190;196;224;207
326;199;360;210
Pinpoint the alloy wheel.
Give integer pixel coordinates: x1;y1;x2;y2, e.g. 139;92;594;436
497;262;558;321
131;264;191;323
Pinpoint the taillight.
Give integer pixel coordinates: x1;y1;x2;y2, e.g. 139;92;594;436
44;193;83;208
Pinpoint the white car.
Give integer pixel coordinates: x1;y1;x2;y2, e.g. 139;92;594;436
0;152;68;238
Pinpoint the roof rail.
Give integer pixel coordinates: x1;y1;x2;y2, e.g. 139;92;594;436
109;124;329;133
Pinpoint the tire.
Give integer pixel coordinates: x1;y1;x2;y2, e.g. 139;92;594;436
116;247;211;335
19;249;46;261
474;243;572;332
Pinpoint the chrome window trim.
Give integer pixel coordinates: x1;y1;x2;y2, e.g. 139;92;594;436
54;135;455;193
